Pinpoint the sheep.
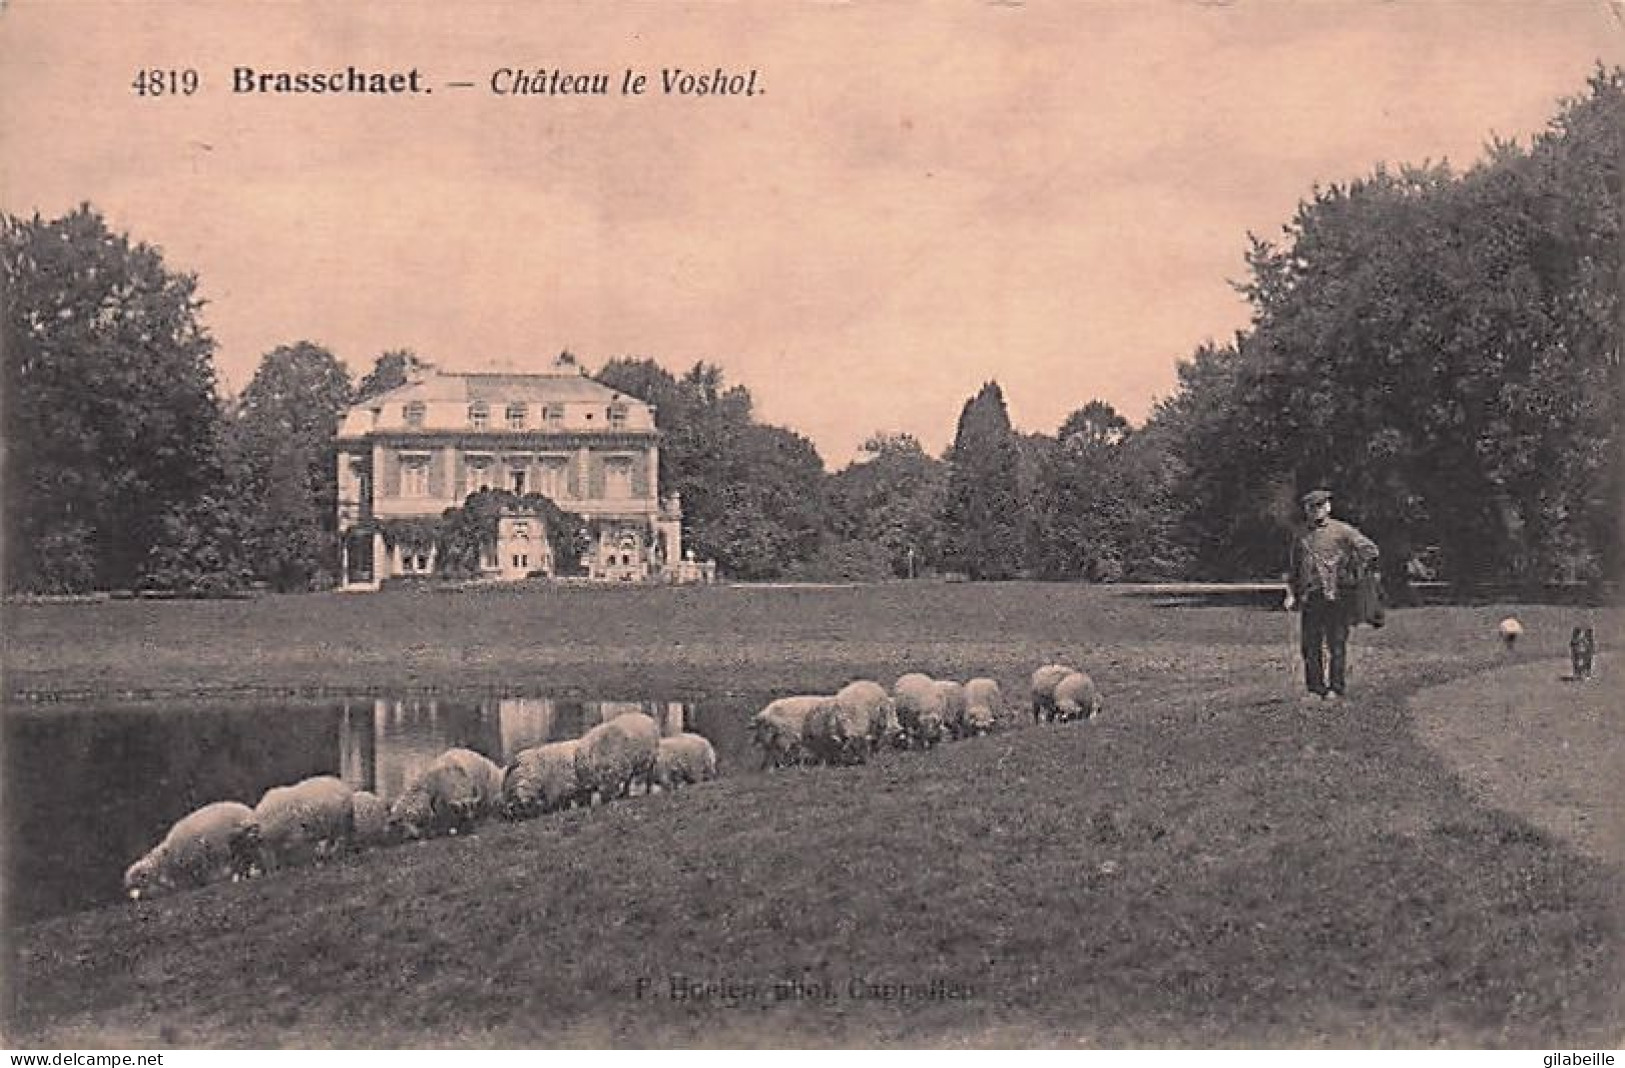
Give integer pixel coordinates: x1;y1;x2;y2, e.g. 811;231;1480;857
250;775;357;871
652;732;719;790
805;696;874;766
1052;670;1103;722
574;712;660;804
1030;663;1077;723
501;739;585;818
835;679;901;753
124;800;258;901
749;695;828;769
962;677;1005;736
1499;617;1523;650
935;680;969;741
350;789;391;851
893;672;947;749
390;748;505;840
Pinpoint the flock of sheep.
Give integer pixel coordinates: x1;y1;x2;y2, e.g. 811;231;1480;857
121;662;1100;903
751;664;1101;768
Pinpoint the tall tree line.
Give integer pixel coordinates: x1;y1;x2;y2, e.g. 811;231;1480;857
5;69;1616;592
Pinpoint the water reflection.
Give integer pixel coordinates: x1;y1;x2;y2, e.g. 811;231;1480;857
343;696;690;802
5;692;741;927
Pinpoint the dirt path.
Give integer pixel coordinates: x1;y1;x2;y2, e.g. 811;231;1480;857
1410;658;1622;866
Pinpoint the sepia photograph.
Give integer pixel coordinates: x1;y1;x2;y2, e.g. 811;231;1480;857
1;0;1621;1050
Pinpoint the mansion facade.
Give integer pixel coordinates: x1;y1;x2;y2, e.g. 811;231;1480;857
335;355;689;588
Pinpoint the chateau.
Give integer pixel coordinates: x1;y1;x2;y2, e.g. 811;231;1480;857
334;354;688;588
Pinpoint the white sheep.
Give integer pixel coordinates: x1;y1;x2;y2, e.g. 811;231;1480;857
1052;670;1103;722
749;695;828;769
1030;663;1077;723
962;677;1005;736
835;679;901;753
124;800;258;901
806;696;876;766
350;789;391;851
652;732;719;790
251;775;357;871
935;679;969;741
502;739;585;818
1499;617;1523;650
390;748;505;840
574;712;660;803
893;672;947;749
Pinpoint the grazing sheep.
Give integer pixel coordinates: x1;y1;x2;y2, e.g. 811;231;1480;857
962;677;1005;736
1499;617;1523;650
750;695;828;769
652;732;719;790
806;696;876;766
350;790;391;851
502;739;585;818
935;680;969;740
1030;663;1077;722
893;673;947;749
251;775;358;871
390;748;505;840
835;679;901;752
1052;670;1103;722
124;800;259;901
574;712;660;804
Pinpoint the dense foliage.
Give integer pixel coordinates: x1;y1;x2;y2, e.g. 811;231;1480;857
942;383;1025;580
433;489;588;579
1157;68;1622;589
2;206;223;593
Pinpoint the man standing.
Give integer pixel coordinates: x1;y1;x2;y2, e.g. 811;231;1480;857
1284;488;1380;701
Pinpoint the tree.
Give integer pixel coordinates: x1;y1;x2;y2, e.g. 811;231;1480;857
354;348;430;403
229;341;353;590
1058;400;1131;452
824;432;949;577
435;489;588;579
2;205;224;592
942;382;1026;580
596;356;823;578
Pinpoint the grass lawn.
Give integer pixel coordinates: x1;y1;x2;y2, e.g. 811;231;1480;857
3;583;1621;1047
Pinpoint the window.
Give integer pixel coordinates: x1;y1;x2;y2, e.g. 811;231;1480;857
510;470;526;495
539;458;568;499
513;522;530;540
403;401;426;428
467;456;494;491
469;401;490;430
506;403;528;430
608;404;628;430
401;454;430;498
542;404;564;427
605;457;633;499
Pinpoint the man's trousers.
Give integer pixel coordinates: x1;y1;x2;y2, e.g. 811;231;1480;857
1300;593;1351;696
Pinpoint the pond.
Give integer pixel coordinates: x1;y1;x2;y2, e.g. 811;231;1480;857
3;690;765;926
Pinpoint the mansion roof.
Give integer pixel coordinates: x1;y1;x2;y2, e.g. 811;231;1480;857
339;359;659;440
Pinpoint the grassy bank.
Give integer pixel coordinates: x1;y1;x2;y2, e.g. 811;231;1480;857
4;585;1621;1046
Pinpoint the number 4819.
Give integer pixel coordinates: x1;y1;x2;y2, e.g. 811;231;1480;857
132;68;199;97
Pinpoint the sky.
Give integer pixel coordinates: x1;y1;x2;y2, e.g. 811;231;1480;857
2;1;1621;467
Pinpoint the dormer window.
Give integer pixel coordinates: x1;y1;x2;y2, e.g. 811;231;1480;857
608;404;628;430
542;404;564;427
403;401;426;428
469;401;490;430
506;402;528;430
